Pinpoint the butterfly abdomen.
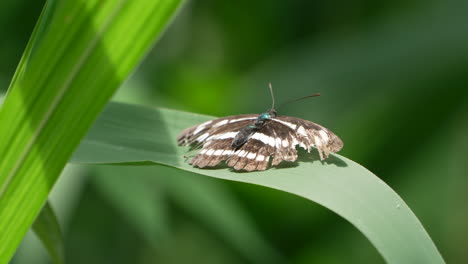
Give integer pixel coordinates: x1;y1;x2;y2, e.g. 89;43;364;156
231;125;258;149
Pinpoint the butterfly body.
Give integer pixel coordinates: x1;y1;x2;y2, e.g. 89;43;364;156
231;109;276;149
178;108;343;171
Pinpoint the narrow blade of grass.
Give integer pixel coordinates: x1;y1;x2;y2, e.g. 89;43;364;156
0;0;184;262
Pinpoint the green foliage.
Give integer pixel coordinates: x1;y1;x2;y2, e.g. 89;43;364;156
0;0;183;262
93;165;283;263
32;202;64;264
3;0;468;263
72;102;444;264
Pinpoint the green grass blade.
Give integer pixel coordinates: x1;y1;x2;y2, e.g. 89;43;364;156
0;0;184;262
72;102;445;264
32;202;64;264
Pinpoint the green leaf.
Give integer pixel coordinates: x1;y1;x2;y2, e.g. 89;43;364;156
0;0;184;262
72;102;445;264
32;202;64;264
93;165;283;263
92;166;170;245
160;166;284;264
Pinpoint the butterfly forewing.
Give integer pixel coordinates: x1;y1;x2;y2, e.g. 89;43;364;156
177;114;257;146
273;116;343;159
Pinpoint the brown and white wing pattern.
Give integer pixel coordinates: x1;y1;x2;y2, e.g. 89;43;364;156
225;121;298;171
272;116;343;160
177;114;343;171
177;114;257;146
183;121;282;171
223;117;342;171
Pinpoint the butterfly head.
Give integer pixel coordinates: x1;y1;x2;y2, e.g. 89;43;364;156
259;109;277;120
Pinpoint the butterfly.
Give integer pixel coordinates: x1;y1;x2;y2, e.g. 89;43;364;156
177;84;343;171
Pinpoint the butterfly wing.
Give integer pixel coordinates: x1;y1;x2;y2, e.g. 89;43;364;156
180;115;261;170
272;116;343;160
177;114;258;146
189;118;300;171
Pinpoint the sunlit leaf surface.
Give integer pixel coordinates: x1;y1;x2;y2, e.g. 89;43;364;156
0;0;183;261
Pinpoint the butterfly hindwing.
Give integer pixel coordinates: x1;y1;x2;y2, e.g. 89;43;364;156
189;138;233;168
226;126;279;171
272;116;343;160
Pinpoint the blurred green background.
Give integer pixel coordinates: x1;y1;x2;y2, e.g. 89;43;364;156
2;0;467;263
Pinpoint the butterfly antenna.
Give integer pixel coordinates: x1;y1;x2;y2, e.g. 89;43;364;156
278;93;321;109
269;83;275;109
